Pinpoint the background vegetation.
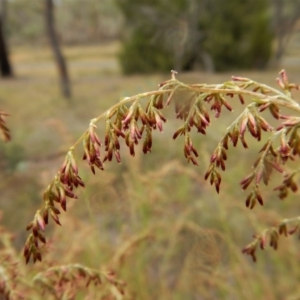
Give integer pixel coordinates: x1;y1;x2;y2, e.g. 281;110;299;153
117;0;273;73
1;0;300;299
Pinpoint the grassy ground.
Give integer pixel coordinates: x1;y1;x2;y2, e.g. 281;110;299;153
1;43;300;299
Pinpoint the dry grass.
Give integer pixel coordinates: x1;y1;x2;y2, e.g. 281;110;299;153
1;43;300;299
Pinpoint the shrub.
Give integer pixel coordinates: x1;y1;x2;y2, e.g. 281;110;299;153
117;0;273;73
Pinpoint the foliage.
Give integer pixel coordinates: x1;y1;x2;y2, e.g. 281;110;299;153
270;0;300;63
6;0;121;44
117;0;273;73
6;0;44;43
200;0;273;71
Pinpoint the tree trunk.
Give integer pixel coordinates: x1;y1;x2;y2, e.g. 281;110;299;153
0;0;13;78
45;0;71;100
272;0;300;65
0;0;6;27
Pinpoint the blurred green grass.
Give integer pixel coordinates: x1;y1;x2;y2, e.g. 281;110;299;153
1;44;300;299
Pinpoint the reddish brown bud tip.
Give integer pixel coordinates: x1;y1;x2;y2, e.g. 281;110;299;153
26;222;33;231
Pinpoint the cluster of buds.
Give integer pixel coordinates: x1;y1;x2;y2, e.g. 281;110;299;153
210;144;227;171
242;228;279;261
278;131;292;162
276;69;299;92
104;119;124;163
240;149;283;208
151;93;164;109
287;126;300;157
146;103;167;132
191;110;210;135
187;101;210;135
23;233;43;264
24;209;46;263
83;121;104;173
203;137;229;193
240;149;283;189
203;144;227;192
24;171;80;263
118;97;167;157
243;218;300;262
242;229;276;262
182;134;199;165
244;186;263;209
0;110;10;142
122;103;144;156
227;124;248;148
224;87;246;105
274;173;298;199
204;93;233;118
239;108;273;145
24;90;172;263
45;171;80;224
124;119;143;157
274;118;300;163
203;107;275;193
142;126;152;154
240;173;255;190
242;236;261;262
34;265;125;299
215;105;272;152
259;102;287;120
60;151;85;190
204;165;222;193
175;93;210;134
173;94;212;165
173;126;201;165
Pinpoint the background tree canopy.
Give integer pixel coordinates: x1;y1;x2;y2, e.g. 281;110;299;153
1;0;300;73
0;0;300;74
117;0;273;73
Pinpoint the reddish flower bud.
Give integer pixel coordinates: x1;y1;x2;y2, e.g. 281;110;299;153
36;213;45;231
256;191;263;206
288;225;299;235
231;76;248;82
279;69;288;85
26;222;33;231
222;99;233;111
245;193;253;208
50;210;61;225
43;209;49;224
155;113;163;132
173;127;184;140
258;102;270;112
240;135;248;148
240;116;248;136
259;234;266;250
238;94;245;104
240;173;255;190
276;77;285;89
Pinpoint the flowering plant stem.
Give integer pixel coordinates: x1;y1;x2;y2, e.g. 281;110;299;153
23;70;300;263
